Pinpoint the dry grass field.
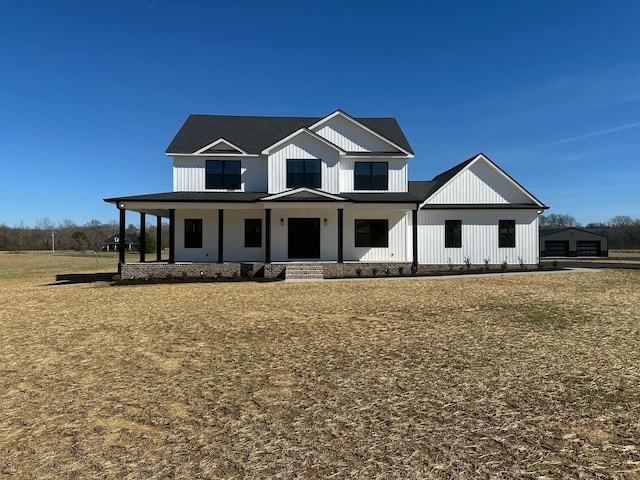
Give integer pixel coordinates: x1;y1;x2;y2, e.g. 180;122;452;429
1;251;639;479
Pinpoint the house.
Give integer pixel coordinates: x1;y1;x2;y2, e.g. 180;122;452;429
105;110;547;278
101;233;137;252
540;227;608;257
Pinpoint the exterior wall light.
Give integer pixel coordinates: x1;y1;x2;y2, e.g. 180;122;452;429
323;218;327;225
280;218;284;225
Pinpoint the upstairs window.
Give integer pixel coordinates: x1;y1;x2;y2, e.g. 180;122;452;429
206;160;241;189
184;219;202;248
354;162;388;190
445;220;462;248
286;159;321;189
354;219;389;247
499;220;516;248
244;219;262;248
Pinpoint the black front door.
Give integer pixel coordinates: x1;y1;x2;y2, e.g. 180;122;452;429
288;218;320;258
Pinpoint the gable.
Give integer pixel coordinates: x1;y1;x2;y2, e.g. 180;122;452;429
423;154;545;207
261;128;345;155
310;113;399;153
261;188;347;202
195;138;246;155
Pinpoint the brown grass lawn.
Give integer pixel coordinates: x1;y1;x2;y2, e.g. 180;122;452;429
1;252;639;478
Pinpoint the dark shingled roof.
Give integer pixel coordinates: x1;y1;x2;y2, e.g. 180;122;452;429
166;113;414;155
104;192;268;204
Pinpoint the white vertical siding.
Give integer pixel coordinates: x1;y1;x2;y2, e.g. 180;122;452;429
172;156;268;192
418;209;540;265
224;209;265;261
426;161;533;205
340;157;408;193
174;209;219;262
343;209;410;262
267;136;340;194
312;115;398;152
269;208;338;261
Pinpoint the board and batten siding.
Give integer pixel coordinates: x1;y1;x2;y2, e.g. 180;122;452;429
172;156;268;192
267;136;341;194
312;115;399;152
269;207;338;261
343;209;411;262
174;209;219;262
427;160;533;205
418;209;540;265
340;157;408;193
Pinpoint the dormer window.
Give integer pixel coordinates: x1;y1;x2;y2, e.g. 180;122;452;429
286;159;321;189
354;162;388;190
206;160;241;189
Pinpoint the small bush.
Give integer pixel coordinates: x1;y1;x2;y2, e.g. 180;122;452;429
355;268;362;276
398;266;404;275
371;268;378;276
459;265;467;273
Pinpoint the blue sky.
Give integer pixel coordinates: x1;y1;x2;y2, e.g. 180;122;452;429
1;0;639;227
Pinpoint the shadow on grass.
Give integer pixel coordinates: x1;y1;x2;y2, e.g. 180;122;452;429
46;272;118;285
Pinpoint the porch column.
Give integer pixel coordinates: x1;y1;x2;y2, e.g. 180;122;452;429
168;209;175;264
337;208;344;263
265;208;271;263
218;209;224;263
118;207;126;273
139;212;146;263
156;215;162;262
412;207;418;273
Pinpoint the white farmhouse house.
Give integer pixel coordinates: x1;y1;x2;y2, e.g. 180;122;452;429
105;110;547;279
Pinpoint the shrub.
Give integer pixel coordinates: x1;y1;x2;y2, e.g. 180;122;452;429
355;268;362;276
479;265;486;273
371;268;378;276
398;266;404;275
500;262;508;272
463;256;472;269
459;265;467;273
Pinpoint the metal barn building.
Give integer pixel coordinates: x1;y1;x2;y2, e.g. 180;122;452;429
540;227;608;257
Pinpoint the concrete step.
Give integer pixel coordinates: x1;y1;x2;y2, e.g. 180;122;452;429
285;264;324;280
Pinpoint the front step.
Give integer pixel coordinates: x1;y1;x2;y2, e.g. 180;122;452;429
285;264;324;281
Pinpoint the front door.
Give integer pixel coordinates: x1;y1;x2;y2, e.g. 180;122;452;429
288;218;320;259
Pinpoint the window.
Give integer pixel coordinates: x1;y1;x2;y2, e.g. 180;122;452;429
244;219;262;248
499;220;516;248
184;219;202;248
354;162;388;190
445;220;462;248
354;219;388;247
286;159;321;188
206;160;241;189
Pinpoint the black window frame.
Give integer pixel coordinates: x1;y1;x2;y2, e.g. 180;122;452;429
499;219;516;248
244;218;262;248
354;219;389;248
445;220;462;248
286;159;321;189
206;160;241;190
184;218;203;248
354;161;388;190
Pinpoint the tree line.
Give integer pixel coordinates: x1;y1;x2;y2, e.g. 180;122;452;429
541;214;640;249
0;218;170;252
2;214;639;252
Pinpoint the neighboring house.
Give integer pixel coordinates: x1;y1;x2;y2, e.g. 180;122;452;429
540;227;608;257
102;234;137;252
105;110;547;278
